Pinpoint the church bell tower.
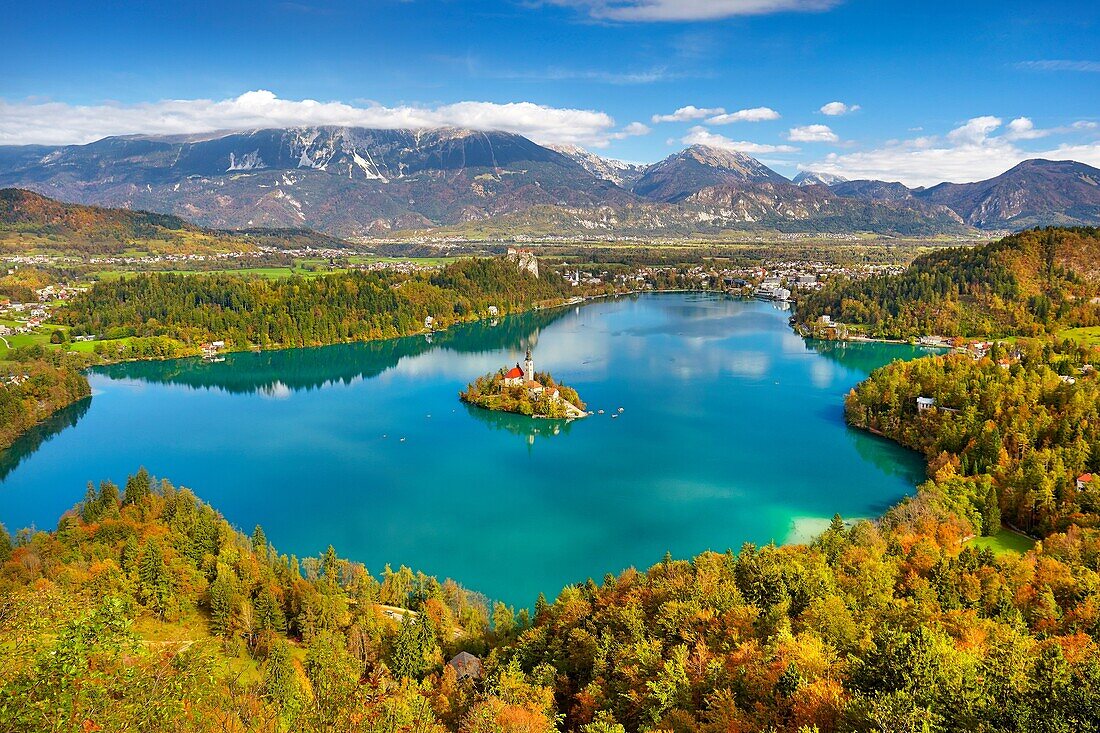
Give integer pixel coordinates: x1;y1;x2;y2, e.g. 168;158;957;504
523;349;534;382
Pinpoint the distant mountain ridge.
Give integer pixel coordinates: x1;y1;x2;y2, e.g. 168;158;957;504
546;144;647;188
793;171;848;186
630;145;788;202
0;127;629;237
0;127;1097;236
914;159;1100;229
830;180;917;202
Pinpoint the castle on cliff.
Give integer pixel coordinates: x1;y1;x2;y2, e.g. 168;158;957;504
506;247;539;278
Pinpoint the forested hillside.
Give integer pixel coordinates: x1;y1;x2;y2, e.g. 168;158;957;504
0;471;507;732
0;188;258;255
0;347;90;450
60;257;576;349
846;341;1100;536
798;227;1100;338
3;449;1100;731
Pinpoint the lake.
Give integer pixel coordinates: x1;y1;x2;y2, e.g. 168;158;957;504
0;293;932;607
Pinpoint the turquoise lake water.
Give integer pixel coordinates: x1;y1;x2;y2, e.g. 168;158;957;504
0;293;933;607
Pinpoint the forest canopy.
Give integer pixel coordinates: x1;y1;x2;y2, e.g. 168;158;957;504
59;257;575;349
798;227;1100;338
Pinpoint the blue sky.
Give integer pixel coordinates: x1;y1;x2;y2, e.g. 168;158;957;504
2;0;1098;184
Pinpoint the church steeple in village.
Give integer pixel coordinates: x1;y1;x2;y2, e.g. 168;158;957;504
523;349;534;382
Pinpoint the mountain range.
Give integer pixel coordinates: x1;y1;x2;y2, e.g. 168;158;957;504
0;126;1097;238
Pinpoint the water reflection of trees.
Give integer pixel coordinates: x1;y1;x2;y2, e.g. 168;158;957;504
846;425;926;487
0;397;92;483
804;338;940;376
462;403;576;447
93;307;573;396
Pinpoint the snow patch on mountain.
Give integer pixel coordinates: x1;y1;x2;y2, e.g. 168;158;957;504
547;144;645;187
227;150;266;172
793;171;848;186
353;151;388;182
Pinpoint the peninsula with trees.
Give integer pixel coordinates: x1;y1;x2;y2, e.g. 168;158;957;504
460;349;587;419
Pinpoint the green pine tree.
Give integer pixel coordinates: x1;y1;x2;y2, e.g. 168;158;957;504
209;569;235;637
138;538;172;617
123;467;152;506
981;483;1002;536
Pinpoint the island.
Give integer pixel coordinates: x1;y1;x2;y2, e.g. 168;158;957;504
460;349;587;419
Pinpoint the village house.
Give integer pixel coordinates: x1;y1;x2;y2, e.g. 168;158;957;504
1078;474;1094;491
446;652;482;681
917;397;936;412
201;341;226;359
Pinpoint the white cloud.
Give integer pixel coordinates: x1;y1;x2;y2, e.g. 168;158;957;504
0;89;642;148
706;107;780;124
803;115;1100;186
652;105;725;123
787;124;839;143
1005;117;1049;140
946;115;1002;144
547;0;842;21
1004;117;1098;140
616;121;652;138
682;126;797;154
1044;142;1100;166
819;101;859;116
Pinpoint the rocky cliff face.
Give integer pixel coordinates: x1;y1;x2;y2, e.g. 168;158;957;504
507;247;539;278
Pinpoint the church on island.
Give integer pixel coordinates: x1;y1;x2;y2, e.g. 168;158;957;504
503;350;576;410
504;350;536;387
461;349;587;420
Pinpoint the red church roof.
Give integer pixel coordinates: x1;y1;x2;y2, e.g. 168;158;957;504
505;365;524;379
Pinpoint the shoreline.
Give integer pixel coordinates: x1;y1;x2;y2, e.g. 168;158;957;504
460;398;589;422
2;287;723;453
4;290;975;613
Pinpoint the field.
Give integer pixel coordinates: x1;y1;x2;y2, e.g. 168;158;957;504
347;254;461;266
85;255;462;282
969;527;1037;555
130;613;306;685
66;336;137;353
1058;326;1100;348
